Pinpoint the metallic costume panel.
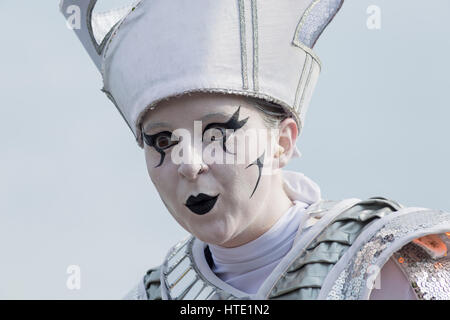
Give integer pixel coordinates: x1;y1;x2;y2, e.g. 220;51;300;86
324;209;450;299
392;236;450;300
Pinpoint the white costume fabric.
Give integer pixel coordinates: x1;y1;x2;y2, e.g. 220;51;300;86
209;199;311;294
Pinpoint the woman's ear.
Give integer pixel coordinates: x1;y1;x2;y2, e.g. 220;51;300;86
273;118;299;169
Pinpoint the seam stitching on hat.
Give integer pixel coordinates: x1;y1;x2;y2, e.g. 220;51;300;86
294;54;311;111
237;0;249;90
251;0;259;92
299;55;315;116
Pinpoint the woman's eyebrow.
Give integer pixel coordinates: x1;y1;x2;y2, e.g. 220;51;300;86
143;121;171;132
143;111;237;132
199;112;234;122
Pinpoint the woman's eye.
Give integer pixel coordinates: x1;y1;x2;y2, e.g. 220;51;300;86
155;133;178;149
203;127;225;143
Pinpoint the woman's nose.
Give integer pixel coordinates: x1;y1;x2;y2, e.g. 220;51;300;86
177;146;208;181
178;162;208;181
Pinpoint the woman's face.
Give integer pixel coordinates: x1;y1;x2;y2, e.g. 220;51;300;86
141;92;292;246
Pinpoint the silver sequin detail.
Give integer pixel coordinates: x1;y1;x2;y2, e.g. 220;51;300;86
327;210;450;299
294;0;343;48
393;236;450;300
326;270;347;300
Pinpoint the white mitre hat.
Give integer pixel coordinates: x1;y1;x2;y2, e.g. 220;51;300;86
60;0;343;153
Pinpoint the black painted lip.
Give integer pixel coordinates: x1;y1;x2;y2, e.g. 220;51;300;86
185;193;220;215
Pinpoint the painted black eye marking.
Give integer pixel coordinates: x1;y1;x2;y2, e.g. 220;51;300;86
143;131;179;168
245;150;265;199
202;106;249;154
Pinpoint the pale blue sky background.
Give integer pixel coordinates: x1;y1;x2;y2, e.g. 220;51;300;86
0;0;449;299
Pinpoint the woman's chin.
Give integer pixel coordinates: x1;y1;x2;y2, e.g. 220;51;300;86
192;228;235;246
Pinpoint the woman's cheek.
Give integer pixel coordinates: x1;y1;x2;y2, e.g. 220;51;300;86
144;148;160;173
151;163;174;193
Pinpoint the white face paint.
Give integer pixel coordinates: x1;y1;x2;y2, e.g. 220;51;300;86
141;92;296;247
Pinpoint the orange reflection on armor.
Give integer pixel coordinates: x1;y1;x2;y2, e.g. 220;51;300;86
434;262;443;270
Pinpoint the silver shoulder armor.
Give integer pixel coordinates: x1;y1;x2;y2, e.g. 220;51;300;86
268;196;402;299
320;207;450;300
392;235;450;300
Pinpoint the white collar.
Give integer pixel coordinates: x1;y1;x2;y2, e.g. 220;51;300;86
206;170;322;293
208;200;310;293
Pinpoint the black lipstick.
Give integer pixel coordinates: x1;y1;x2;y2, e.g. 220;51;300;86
185;193;219;215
